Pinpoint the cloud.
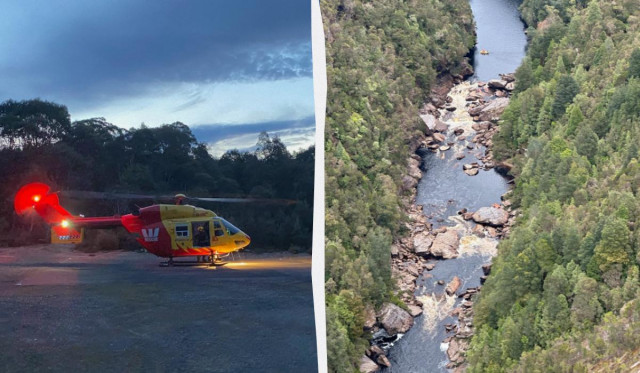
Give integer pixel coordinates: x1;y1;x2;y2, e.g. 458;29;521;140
0;0;312;109
71;77;315;128
191;116;315;157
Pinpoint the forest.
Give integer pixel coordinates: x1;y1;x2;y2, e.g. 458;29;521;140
0;99;314;253
467;0;640;371
321;0;476;370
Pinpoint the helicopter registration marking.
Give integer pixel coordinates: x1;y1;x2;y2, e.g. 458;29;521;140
141;228;160;242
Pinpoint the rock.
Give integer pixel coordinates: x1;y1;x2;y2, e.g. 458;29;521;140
439;145;451;151
378;303;414;335
402;175;418;191
407;304;423;317
437;280;445;285
359;356;380;373
364;305;377;330
446;276;462;296
370;345;385;357
434;120;448;132
447;338;462;363
488;79;507;89
466;144;475;150
505;82;515;91
430;230;459;259
425;263;436;271
482;264;492;276
462;163;475;170
480;275;488;284
390;244;400;257
408;158;422;179
433;133;446;143
453;128;464;136
495;90;506;97
500;73;516;82
404;262;420;277
477;97;510;121
464;168;479;176
413;232;433;257
486;226;498;237
419;114;437;131
472;224;485;237
445;105;456;112
376;354;391;368
455;153;465;160
457;135;466;141
425;103;437;112
462;212;474;220
472;207;509;226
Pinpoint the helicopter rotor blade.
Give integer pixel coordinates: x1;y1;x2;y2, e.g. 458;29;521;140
59;190;296;205
189;196;297;205
60;190;155;200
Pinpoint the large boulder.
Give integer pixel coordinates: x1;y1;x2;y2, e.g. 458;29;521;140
478;97;509;121
488;79;507;89
359;356;380;373
413;232;433;256
472;207;509;226
434;119;448;132
419;114;437;131
468;98;509;121
430;230;459;259
378;303;414;335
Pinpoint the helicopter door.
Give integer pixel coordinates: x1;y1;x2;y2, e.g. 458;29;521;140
212;219;225;241
192;221;210;247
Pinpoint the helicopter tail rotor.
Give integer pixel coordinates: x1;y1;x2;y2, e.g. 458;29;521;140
14;182;73;224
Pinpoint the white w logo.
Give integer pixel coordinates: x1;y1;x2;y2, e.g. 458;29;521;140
141;227;160;242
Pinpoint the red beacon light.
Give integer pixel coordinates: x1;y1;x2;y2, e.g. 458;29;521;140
33;195;40;203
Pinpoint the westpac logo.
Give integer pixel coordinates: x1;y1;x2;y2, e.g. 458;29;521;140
141;227;160;242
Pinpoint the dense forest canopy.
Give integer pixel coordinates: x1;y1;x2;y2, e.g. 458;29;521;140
321;0;476;370
0;99;314;252
466;0;640;371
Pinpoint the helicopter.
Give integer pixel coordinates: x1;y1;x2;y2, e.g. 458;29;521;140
13;182;269;266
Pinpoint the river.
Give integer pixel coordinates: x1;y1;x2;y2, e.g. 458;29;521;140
380;0;527;371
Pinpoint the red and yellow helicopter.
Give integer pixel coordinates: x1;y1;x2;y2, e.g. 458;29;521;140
14;182;261;266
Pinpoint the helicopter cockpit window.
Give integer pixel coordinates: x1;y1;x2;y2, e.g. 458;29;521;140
213;220;224;237
175;223;189;239
220;218;241;235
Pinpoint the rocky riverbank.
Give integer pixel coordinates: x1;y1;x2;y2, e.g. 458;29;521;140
359;74;519;372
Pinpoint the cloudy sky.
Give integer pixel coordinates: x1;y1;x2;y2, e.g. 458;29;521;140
0;1;315;156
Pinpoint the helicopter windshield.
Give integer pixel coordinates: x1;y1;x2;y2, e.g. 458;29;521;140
220;218;241;235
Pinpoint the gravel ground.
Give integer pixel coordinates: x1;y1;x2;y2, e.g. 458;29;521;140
0;245;317;372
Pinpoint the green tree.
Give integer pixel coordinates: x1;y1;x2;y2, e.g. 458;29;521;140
551;75;580;119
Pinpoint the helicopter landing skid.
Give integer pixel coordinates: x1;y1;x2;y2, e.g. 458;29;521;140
158;258;228;267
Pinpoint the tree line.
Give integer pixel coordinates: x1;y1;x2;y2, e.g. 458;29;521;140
0;99;314;252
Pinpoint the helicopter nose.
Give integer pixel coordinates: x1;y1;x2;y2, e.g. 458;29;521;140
234;232;251;249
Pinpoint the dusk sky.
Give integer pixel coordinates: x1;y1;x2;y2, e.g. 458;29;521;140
0;1;315;156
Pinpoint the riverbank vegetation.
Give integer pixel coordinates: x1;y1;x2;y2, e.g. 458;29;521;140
0;99;314;252
321;0;476;370
468;0;640;370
